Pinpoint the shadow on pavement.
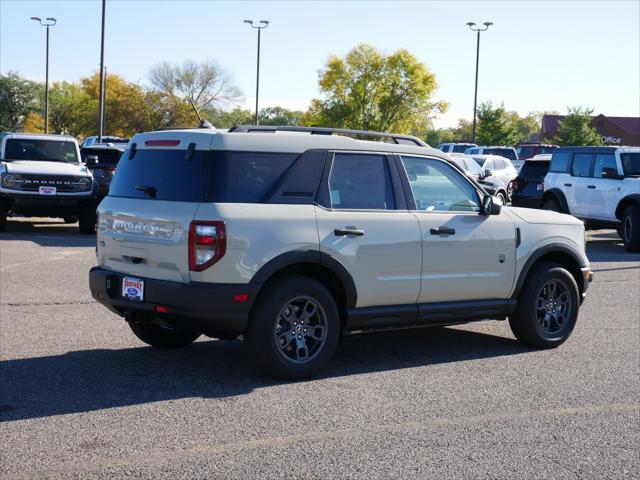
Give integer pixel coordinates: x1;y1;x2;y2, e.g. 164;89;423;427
1;219;95;247
0;326;531;422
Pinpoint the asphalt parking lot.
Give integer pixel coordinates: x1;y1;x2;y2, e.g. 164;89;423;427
1;217;638;479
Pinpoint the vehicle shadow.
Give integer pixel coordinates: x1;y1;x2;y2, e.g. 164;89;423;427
0;326;532;422
0;219;95;247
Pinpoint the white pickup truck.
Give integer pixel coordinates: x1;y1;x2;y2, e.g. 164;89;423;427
0;132;98;233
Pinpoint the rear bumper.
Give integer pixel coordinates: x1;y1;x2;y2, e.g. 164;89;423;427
89;267;261;337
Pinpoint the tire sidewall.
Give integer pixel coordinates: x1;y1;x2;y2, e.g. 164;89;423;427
248;275;340;380
622;205;640;251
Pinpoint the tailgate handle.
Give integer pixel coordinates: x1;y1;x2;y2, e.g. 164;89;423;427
334;228;365;237
430;227;456;236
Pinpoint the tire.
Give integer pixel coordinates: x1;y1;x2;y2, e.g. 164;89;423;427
542;197;562;213
246;275;341;380
616;227;624;239
0;205;7;232
496;191;507;206
78;206;96;234
509;262;580;348
63;215;78;224
622;205;640;252
129;320;200;348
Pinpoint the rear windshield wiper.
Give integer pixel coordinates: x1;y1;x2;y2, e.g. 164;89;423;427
134;185;157;198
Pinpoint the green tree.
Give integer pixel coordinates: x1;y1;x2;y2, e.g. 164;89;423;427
0;72;42;131
476;102;519;145
305;44;446;134
205;107;253;128
259;106;304;126
424;128;455;147
48;81;95;136
552;106;602;146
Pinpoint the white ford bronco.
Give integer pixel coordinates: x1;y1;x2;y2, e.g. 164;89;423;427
0;132;98;233
89;126;593;379
542;146;640;252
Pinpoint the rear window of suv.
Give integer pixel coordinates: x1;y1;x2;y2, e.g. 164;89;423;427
81;148;123;166
485;148;517;160
519;160;550;178
108;148;298;202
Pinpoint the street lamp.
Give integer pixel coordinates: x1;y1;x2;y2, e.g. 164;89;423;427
466;21;493;143
30;16;57;134
244;19;269;126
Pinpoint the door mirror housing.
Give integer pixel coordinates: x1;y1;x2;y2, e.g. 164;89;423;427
482;195;502;215
85;155;99;167
484;169;493;178
601;167;622;180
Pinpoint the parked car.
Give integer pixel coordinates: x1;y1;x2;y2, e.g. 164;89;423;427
516;143;558;161
81;136;129;148
511;154;552;208
81;143;127;197
447;153;509;204
436;142;477;154
467;154;519;199
464;145;519;161
89;125;592;380
543;146;640;251
0;132;98;233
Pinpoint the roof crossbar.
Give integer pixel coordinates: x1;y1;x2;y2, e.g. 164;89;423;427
228;125;428;147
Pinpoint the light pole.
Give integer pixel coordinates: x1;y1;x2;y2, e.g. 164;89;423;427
98;0;106;142
466;21;493;143
244;19;269;126
30;16;57;134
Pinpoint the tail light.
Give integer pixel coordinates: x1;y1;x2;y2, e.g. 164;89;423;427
189;221;226;271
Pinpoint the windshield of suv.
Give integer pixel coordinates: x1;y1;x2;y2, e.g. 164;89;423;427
452;144;473;153
621;153;640;176
3;139;78;163
81;148;123;166
484;148;517;160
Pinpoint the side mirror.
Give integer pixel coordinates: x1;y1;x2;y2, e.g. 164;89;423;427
482;195;502;215
601;167;622;179
86;155;99;167
484;169;493;178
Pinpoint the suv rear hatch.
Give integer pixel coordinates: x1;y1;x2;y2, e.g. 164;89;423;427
514;159;550;198
96;133;214;283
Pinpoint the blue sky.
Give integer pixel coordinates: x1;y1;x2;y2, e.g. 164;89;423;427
1;0;639;128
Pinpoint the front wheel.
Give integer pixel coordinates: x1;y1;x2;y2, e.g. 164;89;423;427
246;275;340;380
0;205;7;232
129;320;200;348
622;205;640;252
542;197;562;213
496;190;507;206
509;262;579;348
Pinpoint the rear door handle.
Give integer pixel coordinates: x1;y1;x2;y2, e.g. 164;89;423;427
564;183;572;187
587;185;596;189
430;227;456;235
334;228;365;237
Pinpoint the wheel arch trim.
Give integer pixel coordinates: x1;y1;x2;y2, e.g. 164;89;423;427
542;188;569;213
249;250;358;308
615;194;640;219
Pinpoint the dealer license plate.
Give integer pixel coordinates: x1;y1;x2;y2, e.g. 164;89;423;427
122;277;144;301
39;186;56;195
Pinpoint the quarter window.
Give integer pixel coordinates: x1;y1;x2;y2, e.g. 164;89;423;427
549;151;571;172
328;153;395;210
571;153;593;177
400;156;480;212
593;154;617;178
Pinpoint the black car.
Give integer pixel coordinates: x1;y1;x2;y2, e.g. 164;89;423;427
511;154;552;208
80;143;126;197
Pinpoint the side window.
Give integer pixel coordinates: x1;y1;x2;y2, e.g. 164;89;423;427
570;153;593;177
484;159;495;171
549;151;572;172
593;154;617;178
400;156;480;212
328;153;395;210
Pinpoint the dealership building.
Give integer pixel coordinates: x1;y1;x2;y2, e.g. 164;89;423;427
541;114;640;146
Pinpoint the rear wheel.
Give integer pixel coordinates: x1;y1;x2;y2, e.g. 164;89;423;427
622;205;640;252
246;275;340;380
78;206;96;234
509;262;579;348
542;197;562;213
129;320;200;348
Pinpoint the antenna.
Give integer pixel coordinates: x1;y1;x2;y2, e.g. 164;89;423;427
188;98;214;129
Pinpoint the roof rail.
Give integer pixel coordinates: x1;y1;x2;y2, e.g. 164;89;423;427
228;125;429;147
